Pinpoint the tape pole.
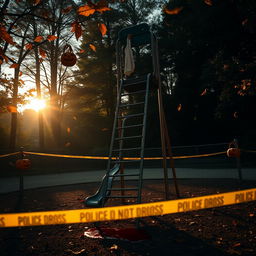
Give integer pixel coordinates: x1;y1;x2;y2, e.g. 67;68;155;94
1;187;256;228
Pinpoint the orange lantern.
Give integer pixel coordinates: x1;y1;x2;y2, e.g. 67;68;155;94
61;44;77;67
16;159;31;170
227;148;241;158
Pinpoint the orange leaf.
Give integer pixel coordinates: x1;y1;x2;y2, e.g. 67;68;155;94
67;127;71;133
25;43;33;50
47;35;58;41
78;5;95;16
200;88;207;96
39;58;44;63
34;0;41;5
177;104;182;112
10;63;19;69
39;48;46;58
0;58;3;65
71;21;82;40
80;49;85;53
62;6;73;14
19;71;22;76
7;105;17;113
95;0;111;13
89;44;96;52
164;7;183;15
0;26;15;45
204;0;212;6
98;23;107;36
34;35;44;42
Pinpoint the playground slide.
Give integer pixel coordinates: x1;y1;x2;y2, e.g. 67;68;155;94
85;164;120;207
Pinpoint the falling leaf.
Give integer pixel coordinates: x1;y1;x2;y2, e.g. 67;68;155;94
79;49;85;53
233;112;238;119
200;88;207;96
25;43;33;50
232;242;241;248
39;48;46;58
78;5;95;16
62;6;72;14
0;26;15;45
249;213;254;217
110;244;118;250
164;7;183;15
9;63;19;68
7;105;17;113
67;127;71;133
177;104;182;112
204;0;212;6
71;21;82;40
34;35;44;42
39;58;44;63
65;142;71;147
98;23;107;36
19;71;22;76
89;44;96;52
47;35;58;41
242;19;248;26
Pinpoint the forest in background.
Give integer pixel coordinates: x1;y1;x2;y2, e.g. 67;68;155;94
1;0;256;155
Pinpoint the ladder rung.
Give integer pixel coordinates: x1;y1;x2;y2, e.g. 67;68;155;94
121;90;146;97
115;135;142;141
107;188;139;191
116;124;143;129
109;174;140;177
112;147;141;152
117;113;144;119
106;196;138;199
119;102;145;108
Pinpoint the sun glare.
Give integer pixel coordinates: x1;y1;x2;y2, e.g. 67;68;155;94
24;98;47;112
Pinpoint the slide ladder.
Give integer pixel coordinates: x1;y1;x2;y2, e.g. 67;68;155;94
85;73;151;207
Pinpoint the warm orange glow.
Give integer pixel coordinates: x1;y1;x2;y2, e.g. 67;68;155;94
24;98;47;112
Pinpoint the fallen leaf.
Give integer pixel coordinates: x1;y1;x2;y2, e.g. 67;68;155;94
164;7;183;15
98;23;107;36
177;103;182;112
89;44;96;52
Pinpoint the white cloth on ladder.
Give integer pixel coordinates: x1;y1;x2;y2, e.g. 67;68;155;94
124;37;135;76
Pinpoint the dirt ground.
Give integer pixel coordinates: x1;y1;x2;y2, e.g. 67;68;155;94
0;178;256;256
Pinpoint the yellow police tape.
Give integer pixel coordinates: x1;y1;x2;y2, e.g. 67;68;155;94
23;151;226;160
0;152;19;158
1;187;255;228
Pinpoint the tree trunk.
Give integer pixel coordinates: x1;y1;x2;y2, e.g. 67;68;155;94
9;68;19;151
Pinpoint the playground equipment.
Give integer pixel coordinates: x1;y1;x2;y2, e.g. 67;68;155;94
85;23;179;207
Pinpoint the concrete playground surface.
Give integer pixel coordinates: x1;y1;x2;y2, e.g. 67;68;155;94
0;167;255;194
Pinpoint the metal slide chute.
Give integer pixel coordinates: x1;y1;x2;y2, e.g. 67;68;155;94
84;164;120;207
